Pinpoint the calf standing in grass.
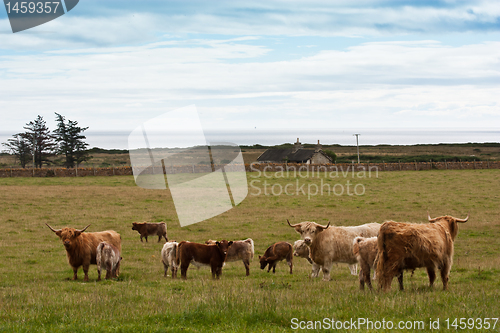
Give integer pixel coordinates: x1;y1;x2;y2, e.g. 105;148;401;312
293;240;313;264
259;242;293;274
176;240;233;280
161;241;178;278
96;242;122;281
131;222;168;243
206;238;254;276
352;236;378;290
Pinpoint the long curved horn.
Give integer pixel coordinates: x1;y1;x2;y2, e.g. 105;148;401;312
287;219;300;228
323;222;331;229
77;224;91;233
455;214;469;223
45;223;61;233
427;211;438;223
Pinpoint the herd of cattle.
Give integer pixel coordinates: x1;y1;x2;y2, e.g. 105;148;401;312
45;213;469;291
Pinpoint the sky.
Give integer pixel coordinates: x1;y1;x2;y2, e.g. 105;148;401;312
0;0;499;148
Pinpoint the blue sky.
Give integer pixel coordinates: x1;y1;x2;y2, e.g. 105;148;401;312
0;0;499;148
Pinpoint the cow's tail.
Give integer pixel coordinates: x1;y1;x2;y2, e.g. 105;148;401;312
96;242;105;267
171;243;178;267
376;229;387;290
175;242;183;267
247;238;255;260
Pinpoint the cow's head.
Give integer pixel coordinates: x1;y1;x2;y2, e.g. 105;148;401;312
428;212;469;241
46;223;90;250
258;255;269;269
216;240;233;258
293;240;309;258
205;239;217;245
131;222;144;231
287;219;330;245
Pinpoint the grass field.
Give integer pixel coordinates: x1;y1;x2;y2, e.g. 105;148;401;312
1;169;500;332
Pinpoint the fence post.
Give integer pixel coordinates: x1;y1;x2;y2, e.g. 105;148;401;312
93;164;96;176
414;160;417;171
75;166;78;177
445;159;447;170
113;165;115;176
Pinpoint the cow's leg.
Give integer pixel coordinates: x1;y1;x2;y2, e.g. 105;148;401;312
321;262;334;281
440;261;451;291
271;261;277;273
164;235;168;242
311;263;320;278
163;261;169;277
71;266;78;280
349;264;358;276
172;266;177;279
97;266;101;281
180;262;189;280
426;266;436;287
158;235;162;242
397;271;404;291
145;236;148;243
83;264;90;282
365;268;373;290
287;259;293;274
358;269;365;290
243;259;250;276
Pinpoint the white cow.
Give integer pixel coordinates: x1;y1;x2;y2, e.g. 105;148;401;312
288;220;380;281
161;241;179;278
96;242;122;281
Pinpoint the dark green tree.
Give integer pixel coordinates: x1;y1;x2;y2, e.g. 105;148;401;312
23;115;55;168
53;113;90;168
2;133;32;168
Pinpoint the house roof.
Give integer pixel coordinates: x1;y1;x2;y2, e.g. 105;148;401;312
257;148;331;163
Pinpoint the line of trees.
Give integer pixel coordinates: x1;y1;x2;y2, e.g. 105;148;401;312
2;113;90;168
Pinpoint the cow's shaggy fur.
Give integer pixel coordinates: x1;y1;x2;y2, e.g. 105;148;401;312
376;214;468;291
46;224;121;282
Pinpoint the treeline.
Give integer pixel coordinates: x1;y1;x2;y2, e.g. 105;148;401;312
2;114;89;168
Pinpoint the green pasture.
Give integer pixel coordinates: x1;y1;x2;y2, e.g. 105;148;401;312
0;169;499;332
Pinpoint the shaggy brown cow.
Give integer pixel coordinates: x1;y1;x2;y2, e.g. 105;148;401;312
206;238;254;276
46;224;122;282
131;222;167;243
176;240;233;279
96;242;122;281
352;236;379;290
259;242;293;274
376;213;469;291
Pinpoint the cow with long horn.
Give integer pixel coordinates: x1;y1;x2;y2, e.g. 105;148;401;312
288;219;380;281
377;213;469;291
46;223;122;282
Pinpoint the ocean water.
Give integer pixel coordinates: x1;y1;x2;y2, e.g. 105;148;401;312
1;128;499;150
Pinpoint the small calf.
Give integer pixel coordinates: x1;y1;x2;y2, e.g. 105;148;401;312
131;222;168;243
176;240;233;279
352;236;378;290
161;241;178;278
259;242;293;274
293;240;313;264
206;238;254;276
96;242;122;281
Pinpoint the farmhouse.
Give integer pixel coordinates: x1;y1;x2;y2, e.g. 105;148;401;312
256;139;332;164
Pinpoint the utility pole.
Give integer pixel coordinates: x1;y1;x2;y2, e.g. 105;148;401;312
353;134;360;164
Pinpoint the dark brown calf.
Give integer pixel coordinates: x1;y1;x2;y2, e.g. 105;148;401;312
176;240;233;279
259;242;293;274
131;222;167;242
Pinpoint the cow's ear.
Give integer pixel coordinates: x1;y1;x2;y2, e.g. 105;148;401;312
228;241;233;246
55;230;62;237
74;231;81;237
258;255;262;260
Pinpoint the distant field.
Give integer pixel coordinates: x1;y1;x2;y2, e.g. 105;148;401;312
1;143;499;168
0;170;499;332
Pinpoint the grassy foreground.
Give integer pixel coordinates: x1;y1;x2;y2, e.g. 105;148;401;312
0;169;499;332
